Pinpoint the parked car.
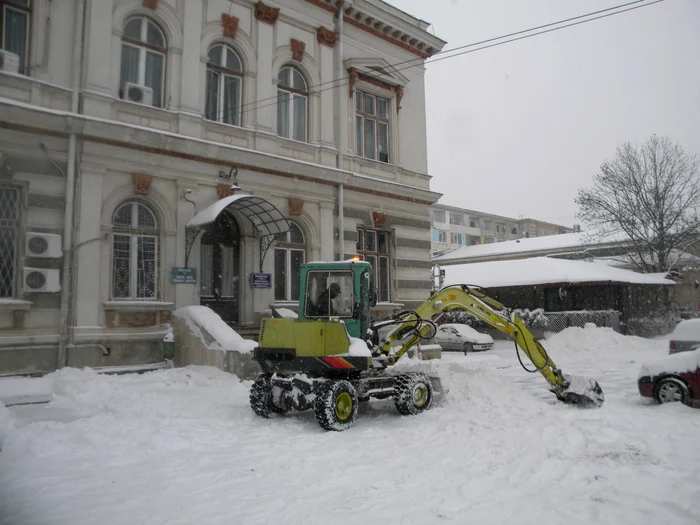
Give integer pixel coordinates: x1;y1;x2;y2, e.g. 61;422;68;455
637;348;700;407
668;319;700;354
435;324;494;354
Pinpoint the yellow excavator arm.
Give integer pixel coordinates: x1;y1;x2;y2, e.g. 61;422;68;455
376;285;604;407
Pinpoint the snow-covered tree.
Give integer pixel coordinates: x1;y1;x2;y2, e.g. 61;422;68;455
576;135;700;273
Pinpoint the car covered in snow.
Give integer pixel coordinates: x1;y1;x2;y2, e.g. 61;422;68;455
637;348;700;407
668;319;700;354
434;323;494;354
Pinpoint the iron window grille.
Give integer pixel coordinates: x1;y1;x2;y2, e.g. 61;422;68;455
0;184;20;298
112;200;159;300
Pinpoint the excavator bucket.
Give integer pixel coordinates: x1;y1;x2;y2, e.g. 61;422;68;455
557;374;605;407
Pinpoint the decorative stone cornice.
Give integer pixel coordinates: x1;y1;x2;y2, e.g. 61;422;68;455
302;0;444;58
255;1;280;25
221;13;240;39
132;173;153;195
290;39;305;62
143;0;158;9
316;26;339;48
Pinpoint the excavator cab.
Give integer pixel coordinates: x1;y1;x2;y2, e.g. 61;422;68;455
297;260;376;339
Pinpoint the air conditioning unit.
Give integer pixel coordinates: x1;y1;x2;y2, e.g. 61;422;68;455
23;268;61;293
26;233;63;258
0;50;20;74
124;83;153;105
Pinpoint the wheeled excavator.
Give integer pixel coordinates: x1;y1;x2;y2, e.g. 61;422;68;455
250;259;604;431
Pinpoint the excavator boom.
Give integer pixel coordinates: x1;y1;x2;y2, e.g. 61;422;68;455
377;285;604;407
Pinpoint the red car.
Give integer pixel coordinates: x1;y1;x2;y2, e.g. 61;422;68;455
638;348;700;407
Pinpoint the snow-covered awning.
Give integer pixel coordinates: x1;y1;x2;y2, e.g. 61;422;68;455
187;194;290;236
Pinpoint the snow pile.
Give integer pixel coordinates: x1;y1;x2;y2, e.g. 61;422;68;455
174;305;257;353
273;307;298;319
347;337;372;357
0;377;52;406
638;349;700;378
669;318;700;340
544;326;661;357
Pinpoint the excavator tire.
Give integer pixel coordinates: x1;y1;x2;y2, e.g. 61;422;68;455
394;373;433;416
313;380;359;431
250;373;277;418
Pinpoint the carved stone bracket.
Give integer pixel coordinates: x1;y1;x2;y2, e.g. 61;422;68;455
185;226;203;268
291;39;305;62
221;13;240;39
372;211;388;229
348;68;357;98
317;26;339;48
132;173;153;195
255;1;280;24
260;234;276;272
288;197;304;216
143;0;158;9
394;85;404;114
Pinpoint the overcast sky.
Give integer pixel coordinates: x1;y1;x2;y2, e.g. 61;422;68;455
388;0;700;228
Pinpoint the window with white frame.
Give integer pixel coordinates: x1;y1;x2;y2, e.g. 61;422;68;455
274;222;305;302
357;228;390;303
449;213;464;225
120;16;166;108
355;90;390;163
112;201;159;300
0;184;20;298
451;233;461;245
1;0;29;74
205;44;243;126
433;229;447;244
277;66;307;142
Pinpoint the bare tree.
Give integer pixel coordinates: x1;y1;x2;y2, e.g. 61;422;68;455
576;135;700;273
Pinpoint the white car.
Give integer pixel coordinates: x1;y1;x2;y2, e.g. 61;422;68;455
668;319;700;354
435;323;494;353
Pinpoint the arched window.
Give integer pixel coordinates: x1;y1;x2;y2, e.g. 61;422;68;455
205;44;243;126
274;222;305;301
120;16;166;108
277;66;307;142
1;0;30;74
112;201;159;299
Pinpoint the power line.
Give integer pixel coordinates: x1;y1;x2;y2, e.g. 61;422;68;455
212;0;663;122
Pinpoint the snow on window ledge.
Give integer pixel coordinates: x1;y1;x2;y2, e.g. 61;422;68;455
103;301;174;312
0;299;33;311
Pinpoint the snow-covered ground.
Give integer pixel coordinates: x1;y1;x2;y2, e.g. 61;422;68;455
1;327;699;525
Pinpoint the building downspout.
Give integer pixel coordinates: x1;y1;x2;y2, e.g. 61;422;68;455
57;0;86;369
335;7;345;261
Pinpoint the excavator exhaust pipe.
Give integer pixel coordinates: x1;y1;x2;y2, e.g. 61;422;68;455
556;374;605;408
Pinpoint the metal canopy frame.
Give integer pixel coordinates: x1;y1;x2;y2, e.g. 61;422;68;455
185;194;290;270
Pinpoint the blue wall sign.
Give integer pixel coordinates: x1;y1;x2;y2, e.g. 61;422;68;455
171;267;197;284
250;273;272;289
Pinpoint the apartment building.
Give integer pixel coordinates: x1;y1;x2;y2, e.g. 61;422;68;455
0;0;445;374
430;203;573;256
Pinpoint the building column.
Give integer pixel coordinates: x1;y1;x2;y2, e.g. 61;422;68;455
73;168;105;329
319;201;334;262
180;1;202;115
84;0;114;95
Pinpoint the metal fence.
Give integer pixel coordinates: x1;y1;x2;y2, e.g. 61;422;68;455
544;310;621;333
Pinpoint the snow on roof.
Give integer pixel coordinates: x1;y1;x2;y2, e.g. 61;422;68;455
434;232;628;262
443;256;675;289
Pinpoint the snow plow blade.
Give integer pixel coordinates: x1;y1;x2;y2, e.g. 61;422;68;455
556;374;604;407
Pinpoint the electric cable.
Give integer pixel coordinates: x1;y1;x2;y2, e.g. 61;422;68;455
212;0;664;122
